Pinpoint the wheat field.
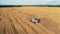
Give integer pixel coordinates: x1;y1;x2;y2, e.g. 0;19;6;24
0;7;60;34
